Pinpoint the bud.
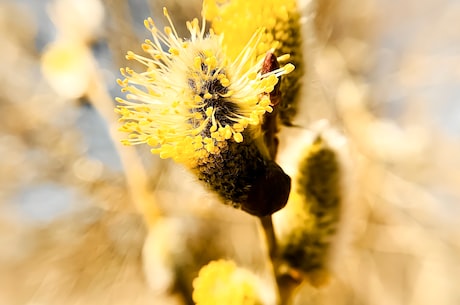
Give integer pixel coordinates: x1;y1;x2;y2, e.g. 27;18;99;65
275;127;348;287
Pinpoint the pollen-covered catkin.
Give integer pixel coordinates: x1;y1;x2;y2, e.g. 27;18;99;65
115;8;294;216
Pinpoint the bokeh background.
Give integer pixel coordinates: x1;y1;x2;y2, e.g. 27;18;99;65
0;0;459;304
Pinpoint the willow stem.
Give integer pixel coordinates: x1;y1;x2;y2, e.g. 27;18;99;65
260;216;277;261
86;68;161;226
259;215;301;305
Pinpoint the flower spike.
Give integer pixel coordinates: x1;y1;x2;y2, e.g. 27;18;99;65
116;8;294;215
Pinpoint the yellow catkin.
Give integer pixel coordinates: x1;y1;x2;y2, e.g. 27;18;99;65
115;8;294;168
203;0;304;124
116;6;294;216
192;260;262;305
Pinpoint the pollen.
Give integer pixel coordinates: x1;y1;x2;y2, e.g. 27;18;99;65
116;7;294;168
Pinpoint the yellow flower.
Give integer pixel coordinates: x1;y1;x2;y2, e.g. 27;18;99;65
203;0;303;124
116;8;294;216
192;260;263;305
116;8;294;168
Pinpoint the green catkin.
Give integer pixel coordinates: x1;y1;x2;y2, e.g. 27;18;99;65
281;136;341;282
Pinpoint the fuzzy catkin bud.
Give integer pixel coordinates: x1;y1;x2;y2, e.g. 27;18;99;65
278;135;342;286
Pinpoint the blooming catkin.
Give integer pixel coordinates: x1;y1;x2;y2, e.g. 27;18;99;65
116;8;294;216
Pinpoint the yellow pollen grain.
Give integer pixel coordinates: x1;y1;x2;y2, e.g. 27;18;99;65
220;78;230;87
284;63;295;73
203;49;213;58
205;56;217;70
205;107;214;117
205;142;215;152
169;48;180;55
164;26;172;36
159;150;173;159
194;56;202;70
193;112;203;119
194;141;203;149
233;133;243;143
147;138;158;146
224;127;232;139
248;72;257;80
278;54;290;61
194;95;202;103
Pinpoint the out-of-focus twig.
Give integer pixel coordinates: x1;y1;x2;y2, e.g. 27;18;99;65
86;68;161;226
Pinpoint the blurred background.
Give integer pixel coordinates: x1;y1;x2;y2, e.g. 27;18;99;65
0;0;459;304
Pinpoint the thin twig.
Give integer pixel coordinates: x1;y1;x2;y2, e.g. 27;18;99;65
259;215;302;305
259;52;303;305
86;68;161;226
